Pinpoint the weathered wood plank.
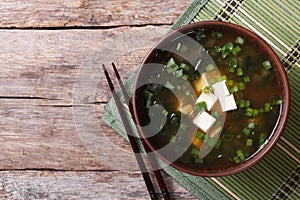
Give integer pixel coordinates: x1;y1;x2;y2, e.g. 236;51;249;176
0;26;169;102
0;0;190;28
0;99;134;170
0;98;161;174
0;27;166;169
0;170;197;199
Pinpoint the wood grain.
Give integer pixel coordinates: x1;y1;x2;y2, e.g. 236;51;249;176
0;26;168;170
0;171;196;199
0;26;168;102
0;0;190;28
0;99;107;170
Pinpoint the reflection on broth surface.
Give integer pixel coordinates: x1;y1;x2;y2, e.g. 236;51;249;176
138;28;282;172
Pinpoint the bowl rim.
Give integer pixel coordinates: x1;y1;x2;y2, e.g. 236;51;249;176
132;21;290;177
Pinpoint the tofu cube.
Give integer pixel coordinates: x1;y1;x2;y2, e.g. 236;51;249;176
196;92;218;111
193;112;216;132
219;94;237;112
212;80;230;98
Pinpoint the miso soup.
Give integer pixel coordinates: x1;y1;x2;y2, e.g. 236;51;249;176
138;27;283;172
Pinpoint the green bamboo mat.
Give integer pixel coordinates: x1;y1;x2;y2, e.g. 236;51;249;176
102;0;300;199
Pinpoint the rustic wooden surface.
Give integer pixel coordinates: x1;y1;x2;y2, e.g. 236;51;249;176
0;0;199;199
0;0;189;28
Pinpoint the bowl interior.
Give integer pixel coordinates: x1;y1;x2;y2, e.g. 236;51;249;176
133;21;290;176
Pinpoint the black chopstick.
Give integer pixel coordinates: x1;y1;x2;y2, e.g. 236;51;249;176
103;64;158;200
111;63;170;200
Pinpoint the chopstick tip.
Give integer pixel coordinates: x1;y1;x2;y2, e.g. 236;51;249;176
102;64;106;71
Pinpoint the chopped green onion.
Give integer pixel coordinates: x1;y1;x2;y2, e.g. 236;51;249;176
167;67;177;74
214;139;222;149
246;139;253;147
196;101;207;113
242;127;251;136
192;148;200;155
218;75;227;82
176;85;181;90
175;69;183;78
262;60;272;70
214;45;222;53
238;82;246;90
179;63;190;71
205;64;216;71
264;103;271;112
145;91;154;109
196;131;204;139
236;134;242;139
203;86;212;94
243;76;251;83
221;75;227;81
253;109;259;117
237;150;245;161
259;133;267;146
238;99;245;108
229;67;235;73
196;30;206;41
177;43;188;52
235;36;245;45
221;50;230;59
183;74;189;80
260;133;267;139
259;108;265;113
245;100;250;108
169;135;176;143
224;42;234;51
245;108;253;117
248;122;255;129
236;68;243;76
166;57;177;68
227;79;234;87
230;85;239;93
208;78;217;85
229;58;238;68
232;45;242;55
165;81;175;90
212;31;223;39
162;109;168;116
272;98;282;106
233;156;240;163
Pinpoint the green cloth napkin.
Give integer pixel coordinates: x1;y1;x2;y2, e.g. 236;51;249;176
102;0;300;199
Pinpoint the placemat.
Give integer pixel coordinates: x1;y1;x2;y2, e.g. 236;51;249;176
102;0;300;199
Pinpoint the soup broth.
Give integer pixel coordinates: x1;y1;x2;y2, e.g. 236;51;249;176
139;28;282;171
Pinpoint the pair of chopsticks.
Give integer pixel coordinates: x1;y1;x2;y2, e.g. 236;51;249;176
103;63;170;200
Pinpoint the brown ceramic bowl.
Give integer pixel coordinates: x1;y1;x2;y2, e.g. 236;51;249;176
132;21;290;176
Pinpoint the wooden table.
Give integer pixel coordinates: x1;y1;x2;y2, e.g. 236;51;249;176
0;0;198;199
